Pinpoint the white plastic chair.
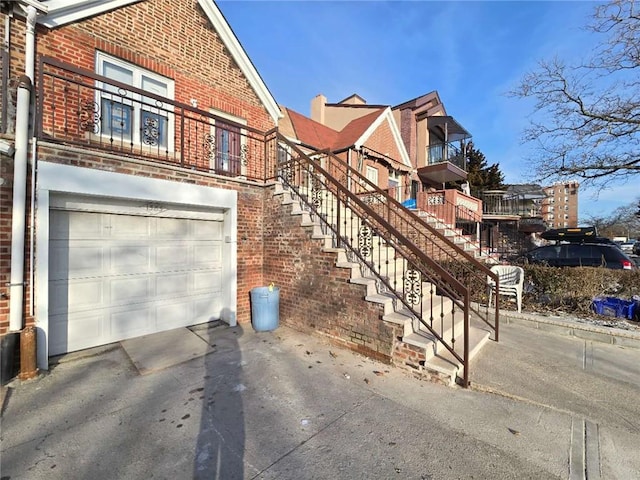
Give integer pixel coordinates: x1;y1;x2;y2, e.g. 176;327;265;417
487;265;524;313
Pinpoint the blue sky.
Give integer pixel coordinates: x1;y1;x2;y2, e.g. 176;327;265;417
218;0;638;221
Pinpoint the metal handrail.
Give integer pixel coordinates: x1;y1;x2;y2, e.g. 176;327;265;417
271;137;499;386
319;148;498;331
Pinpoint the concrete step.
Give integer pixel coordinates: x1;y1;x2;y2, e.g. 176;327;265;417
402;325;491;386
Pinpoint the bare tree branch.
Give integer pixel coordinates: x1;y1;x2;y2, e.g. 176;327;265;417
510;0;640;189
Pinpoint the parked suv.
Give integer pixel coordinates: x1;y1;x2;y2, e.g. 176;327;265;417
632;241;640;256
520;227;636;270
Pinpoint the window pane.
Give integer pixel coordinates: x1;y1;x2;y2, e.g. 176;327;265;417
103;61;133;93
140;110;167;149
141;75;168;107
215;121;241;174
101;98;133;142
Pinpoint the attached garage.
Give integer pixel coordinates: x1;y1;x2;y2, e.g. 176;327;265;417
36;162;238;368
48;208;224;355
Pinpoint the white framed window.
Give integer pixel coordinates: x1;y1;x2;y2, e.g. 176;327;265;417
208;109;247;177
96;52;175;150
365;166;378;188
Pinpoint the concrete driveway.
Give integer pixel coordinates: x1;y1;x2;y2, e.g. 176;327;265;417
1;318;639;479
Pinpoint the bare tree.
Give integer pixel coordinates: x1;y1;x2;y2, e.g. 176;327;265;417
583;197;640;237
511;0;640;187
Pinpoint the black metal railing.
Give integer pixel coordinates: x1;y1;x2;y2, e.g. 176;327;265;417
271;139;499;386
37;56;272;181
427;142;466;170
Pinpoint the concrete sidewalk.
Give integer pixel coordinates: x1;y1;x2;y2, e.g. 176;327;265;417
1;318;639;479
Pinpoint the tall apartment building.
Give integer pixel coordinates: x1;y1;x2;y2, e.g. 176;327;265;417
541;181;580;228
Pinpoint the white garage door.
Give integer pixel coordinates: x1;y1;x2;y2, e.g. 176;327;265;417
48;210;224;355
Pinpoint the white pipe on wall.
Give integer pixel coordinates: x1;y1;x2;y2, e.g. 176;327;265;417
8;5;37;331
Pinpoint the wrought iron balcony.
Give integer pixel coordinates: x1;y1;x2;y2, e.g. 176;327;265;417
35;57;276;181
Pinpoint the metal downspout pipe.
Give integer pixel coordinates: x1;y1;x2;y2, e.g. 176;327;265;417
8;5;37;332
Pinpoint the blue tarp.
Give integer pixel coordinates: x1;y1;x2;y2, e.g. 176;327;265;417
402;199;417;209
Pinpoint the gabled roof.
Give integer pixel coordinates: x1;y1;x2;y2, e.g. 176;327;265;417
333;108;386;150
336;93;367;105
36;0;282;123
282;107;339;150
281;106;412;170
393;90;443;112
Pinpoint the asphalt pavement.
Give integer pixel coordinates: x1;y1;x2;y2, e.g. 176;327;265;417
1;315;639;480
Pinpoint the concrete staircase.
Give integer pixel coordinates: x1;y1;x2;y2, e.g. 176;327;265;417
273;181;492;385
415;210;497;264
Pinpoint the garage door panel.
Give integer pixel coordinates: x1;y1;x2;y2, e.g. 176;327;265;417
193;270;222;293
156;302;191;329
110;245;151;273
156;272;190;296
49;311;104;357
50;210;102;240
193;243;222;266
193;296;223;323
50;242;106;280
193;220;222;239
156;245;189;269
49;209;227;355
156;217;189;238
110;276;151;304
110;214;150;238
110;306;153;338
50;279;104;315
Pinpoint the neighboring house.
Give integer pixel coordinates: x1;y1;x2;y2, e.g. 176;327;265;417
281;99;412;201
391;91;471;191
310;92;482;236
0;0;281;370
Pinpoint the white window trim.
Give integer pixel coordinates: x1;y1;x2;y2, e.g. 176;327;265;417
388;171;400;201
95;51;176;152
366;165;378;189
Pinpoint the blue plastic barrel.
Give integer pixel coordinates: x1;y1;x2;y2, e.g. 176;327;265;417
250;286;280;331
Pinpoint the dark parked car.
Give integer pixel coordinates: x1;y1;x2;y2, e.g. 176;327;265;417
521;242;636;270
633;241;640;256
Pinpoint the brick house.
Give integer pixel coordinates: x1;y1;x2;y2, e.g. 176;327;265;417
1;0;497;386
280;98;412;201
310;92;483;234
0;0;284;370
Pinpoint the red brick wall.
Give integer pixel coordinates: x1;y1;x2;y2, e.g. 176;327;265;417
365;121;402;163
263;189;397;362
3;2;274;134
0;149;15;331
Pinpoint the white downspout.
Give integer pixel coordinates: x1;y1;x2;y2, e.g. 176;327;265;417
8;5;37;331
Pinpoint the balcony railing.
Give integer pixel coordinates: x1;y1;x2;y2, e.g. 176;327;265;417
427;142;466;170
479;190;543;218
36;56;275;181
